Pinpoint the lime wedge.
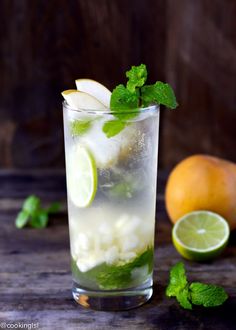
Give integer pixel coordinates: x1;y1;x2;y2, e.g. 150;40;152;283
172;211;230;261
67;145;97;207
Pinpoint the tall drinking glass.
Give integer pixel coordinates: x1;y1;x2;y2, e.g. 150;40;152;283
63;102;159;310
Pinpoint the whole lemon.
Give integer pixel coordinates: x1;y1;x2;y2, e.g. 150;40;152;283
165;154;236;230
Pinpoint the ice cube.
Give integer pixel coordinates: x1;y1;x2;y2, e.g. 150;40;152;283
98;223;114;247
78;233;91;251
80;118;120;169
76;253;104;272
79;118;140;169
115;214;142;236
131;265;149;280
120;234;139;252
104;246;119;264
119;251;137;262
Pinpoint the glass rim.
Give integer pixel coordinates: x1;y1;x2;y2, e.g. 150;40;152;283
63;101;159;115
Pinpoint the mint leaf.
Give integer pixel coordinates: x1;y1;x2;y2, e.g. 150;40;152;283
110;84;139;113
166;262;188;297
47;202;60;214
29;211;48;228
108;64;178;138
23;195;40;216
126;64;147;93
16;195;60;229
15;210;29;229
190;282;228;307
70;119;92;136
72;248;153;290
176;287;192;310
96;248;153;289
141;82;178;109
102;120;127;138
166;263;228;310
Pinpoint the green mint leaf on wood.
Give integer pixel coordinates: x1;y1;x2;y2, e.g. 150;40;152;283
70;119;93;136
29;211;49;229
126;63;147;93
23;195;40;216
166;262;188;297
141;82;178;109
190;282;228;307
47;202;61;214
102;120;127;138
15;210;29;229
176;287;192;310
15;195;60;229
166;262;228;310
166;262;192;309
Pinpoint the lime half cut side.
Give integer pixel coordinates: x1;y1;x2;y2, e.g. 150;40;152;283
172;211;230;261
67;145;97;208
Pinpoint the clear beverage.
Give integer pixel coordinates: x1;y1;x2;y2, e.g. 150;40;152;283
63;102;159;310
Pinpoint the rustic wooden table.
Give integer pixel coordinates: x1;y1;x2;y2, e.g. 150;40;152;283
0;170;235;330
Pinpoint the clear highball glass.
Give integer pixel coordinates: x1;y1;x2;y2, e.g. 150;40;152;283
63;102;160;310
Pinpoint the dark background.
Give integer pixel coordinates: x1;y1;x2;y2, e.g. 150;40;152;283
0;0;235;170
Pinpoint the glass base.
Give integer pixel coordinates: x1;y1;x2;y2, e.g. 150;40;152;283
72;279;153;311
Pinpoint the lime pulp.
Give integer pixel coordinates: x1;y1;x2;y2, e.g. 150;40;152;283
67;145;97;208
172;211;230;261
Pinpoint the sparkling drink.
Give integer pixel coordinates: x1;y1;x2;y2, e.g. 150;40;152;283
63;102;159;310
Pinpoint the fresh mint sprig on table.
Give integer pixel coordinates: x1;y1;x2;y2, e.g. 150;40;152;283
166;262;228;309
15;195;60;229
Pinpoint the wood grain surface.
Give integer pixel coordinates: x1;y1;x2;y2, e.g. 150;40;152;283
0;171;235;330
0;0;236;169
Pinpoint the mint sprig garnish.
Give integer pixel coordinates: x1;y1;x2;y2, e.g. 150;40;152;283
15;195;60;229
103;63;178;138
126;63;147;93
141;82;178;109
110;84;139;114
166;262;228;309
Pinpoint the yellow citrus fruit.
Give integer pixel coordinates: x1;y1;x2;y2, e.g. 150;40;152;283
165;154;236;230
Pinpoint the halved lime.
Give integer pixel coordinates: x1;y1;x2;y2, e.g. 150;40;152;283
172;211;230;261
67;145;97;207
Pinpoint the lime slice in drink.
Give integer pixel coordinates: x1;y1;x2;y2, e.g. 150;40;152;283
67;145;97;207
172;211;230;261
